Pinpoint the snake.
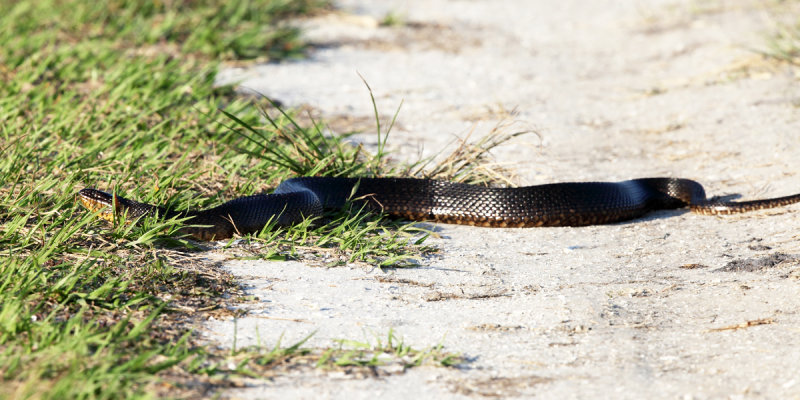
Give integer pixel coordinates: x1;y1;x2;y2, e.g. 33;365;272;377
78;177;800;241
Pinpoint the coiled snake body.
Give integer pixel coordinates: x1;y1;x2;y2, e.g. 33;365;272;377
79;177;800;241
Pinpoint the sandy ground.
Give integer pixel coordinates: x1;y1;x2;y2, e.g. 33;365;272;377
209;1;800;398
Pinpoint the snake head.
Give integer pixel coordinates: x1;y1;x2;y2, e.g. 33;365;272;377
78;188;122;222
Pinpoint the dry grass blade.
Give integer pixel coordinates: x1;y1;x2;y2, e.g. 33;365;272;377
410;117;539;186
706;317;776;333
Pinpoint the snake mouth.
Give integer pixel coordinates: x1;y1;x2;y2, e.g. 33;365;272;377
78;188;117;222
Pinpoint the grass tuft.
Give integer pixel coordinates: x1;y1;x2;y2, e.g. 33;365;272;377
763;22;800;65
757;3;800;67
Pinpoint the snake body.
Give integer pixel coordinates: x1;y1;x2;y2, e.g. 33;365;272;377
78;177;800;241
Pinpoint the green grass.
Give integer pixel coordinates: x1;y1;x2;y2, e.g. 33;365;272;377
0;0;483;396
759;2;800;66
0;0;469;398
318;329;463;369
764;22;800;65
194;329;462;390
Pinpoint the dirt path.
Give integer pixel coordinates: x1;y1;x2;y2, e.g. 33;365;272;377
211;1;800;398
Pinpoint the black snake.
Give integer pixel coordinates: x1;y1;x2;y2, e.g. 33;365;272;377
78;177;800;241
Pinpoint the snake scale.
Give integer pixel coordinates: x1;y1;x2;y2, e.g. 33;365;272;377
78;177;800;241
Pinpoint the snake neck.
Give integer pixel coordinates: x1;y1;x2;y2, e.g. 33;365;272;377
629;178;706;209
